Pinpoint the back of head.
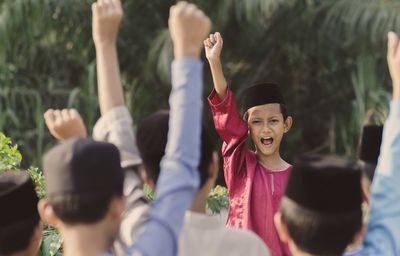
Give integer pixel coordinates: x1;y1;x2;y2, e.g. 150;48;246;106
0;171;40;255
42;138;124;224
282;154;363;255
136;110;215;188
241;82;288;119
358;125;383;181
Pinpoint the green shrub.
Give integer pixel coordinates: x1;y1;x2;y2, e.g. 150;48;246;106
0;133;61;256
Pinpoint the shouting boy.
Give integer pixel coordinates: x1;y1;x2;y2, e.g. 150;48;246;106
205;32;293;255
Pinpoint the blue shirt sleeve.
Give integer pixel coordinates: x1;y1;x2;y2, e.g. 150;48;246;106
361;101;400;255
126;59;203;256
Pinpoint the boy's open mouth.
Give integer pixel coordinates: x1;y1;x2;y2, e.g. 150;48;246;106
260;137;273;146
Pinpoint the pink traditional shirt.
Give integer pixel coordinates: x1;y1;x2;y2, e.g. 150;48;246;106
208;88;292;256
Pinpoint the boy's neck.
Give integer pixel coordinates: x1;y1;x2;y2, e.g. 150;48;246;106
61;223;113;256
257;151;290;171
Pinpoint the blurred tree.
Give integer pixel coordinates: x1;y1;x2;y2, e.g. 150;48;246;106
0;0;398;169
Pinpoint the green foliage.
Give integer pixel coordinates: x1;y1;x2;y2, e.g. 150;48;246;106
0;132;22;170
27;166;47;199
40;225;63;256
2;0;397;165
207;185;229;214
143;183;155;201
0;133;60;256
144;184;229;214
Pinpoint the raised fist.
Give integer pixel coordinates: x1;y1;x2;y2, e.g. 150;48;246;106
204;32;223;62
44;109;87;141
92;0;123;46
168;2;211;59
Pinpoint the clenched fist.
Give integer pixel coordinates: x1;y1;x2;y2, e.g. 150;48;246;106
168;2;211;59
92;0;123;47
204;32;223;63
44;109;87;141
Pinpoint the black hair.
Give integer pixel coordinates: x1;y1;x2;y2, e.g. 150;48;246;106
280;197;362;256
0;214;40;254
49;187;123;225
136;110;216;188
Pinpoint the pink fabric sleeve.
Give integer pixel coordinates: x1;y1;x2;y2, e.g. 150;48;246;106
207;88;250;184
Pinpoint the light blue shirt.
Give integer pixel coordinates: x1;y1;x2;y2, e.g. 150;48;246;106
361;101;400;255
126;59;203;256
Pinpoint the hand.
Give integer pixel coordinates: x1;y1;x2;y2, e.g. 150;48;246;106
168;1;211;59
204;32;223;63
387;31;400;100
44;109;87;141
92;0;123;47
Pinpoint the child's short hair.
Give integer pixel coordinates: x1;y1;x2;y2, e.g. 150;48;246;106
280;197;362;255
48;192;119;224
136;110;216;187
0;171;40;254
283;154;363;255
43;138;125;224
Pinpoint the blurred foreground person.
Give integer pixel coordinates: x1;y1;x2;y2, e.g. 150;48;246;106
42;1;212;256
0;171;42;256
136;111;270;256
273;31;400;256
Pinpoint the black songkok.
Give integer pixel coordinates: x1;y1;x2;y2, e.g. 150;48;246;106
42;138;124;197
241;82;285;112
359;125;383;164
285;154;362;213
0;171;39;226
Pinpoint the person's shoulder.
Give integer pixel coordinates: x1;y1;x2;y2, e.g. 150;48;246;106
223;226;261;240
222;227;270;254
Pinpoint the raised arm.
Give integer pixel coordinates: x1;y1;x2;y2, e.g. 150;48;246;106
91;0;142;170
92;0;124;114
362;31;400;255
204;32;227;100
127;2;211;255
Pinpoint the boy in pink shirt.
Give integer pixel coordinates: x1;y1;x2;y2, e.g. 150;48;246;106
205;32;293;256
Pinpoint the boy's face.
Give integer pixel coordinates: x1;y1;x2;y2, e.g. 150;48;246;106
247;103;291;158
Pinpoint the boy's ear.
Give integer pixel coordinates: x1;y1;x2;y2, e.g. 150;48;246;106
37;199;59;226
139;166;156;190
284;116;293;133
274;212;290;242
110;196;127;219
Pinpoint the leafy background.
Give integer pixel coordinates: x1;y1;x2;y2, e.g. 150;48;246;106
1;0;399;255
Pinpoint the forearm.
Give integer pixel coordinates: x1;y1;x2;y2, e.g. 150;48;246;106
95;44;125;115
126;59;202;256
208;59;227;100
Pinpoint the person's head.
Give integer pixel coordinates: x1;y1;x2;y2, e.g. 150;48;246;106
38;138;125;246
241;83;292;158
0;171;42;255
274;154;363;256
136;110;218;192
358;124;383;192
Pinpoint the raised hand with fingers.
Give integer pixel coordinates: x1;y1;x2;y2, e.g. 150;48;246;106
204;32;223;63
44;109;87;141
168;1;211;59
92;0;123;47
